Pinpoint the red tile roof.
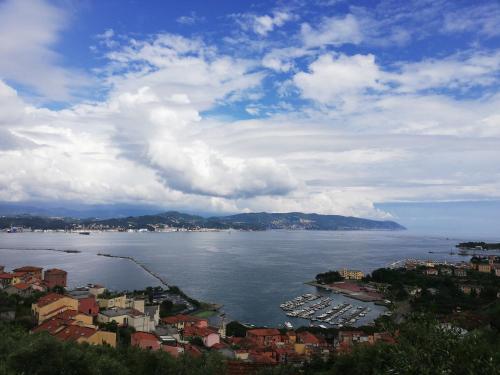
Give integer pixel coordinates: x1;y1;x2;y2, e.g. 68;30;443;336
247;328;281;337
35;293;67;307
162;314;206;324
54;325;96;342
45;268;67;275
13;266;43;272
132;332;158;342
297;331;322;345
0;273;13;279
183;326;218;338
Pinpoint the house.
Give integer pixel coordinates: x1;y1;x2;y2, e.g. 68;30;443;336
478;263;491;273
131;332;161;350
0;273;13;288
44;269;67;289
495;265;500;277
33;313;116;347
440;267;452;276
339;268;364;280
424;268;438;276
4;283;33;297
246;328;282;346
454;268;467;277
12;266;43;280
460;285;483;295
98;307;156;332
183;326;220;347
161;314;208;330
32;293;79;324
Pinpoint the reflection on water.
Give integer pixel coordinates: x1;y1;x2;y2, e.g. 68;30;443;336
0;230;473;326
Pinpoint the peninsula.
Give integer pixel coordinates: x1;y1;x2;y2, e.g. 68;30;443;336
0;211;405;232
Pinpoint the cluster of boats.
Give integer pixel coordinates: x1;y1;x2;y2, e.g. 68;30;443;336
280;293;321;311
280;293;372;328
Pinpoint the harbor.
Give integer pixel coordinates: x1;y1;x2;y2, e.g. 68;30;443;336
279;292;387;329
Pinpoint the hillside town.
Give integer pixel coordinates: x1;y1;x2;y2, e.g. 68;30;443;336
1;255;499;374
0;263;400;373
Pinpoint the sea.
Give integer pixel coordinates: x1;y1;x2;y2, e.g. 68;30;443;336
0;230;496;327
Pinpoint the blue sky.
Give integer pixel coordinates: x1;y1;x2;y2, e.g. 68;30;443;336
0;0;499;235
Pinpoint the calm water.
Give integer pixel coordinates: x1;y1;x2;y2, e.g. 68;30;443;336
0;230;488;326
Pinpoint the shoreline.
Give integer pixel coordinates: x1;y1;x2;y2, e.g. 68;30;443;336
305;280;385;303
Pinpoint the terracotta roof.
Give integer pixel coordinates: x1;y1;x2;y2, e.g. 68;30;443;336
297;331;322;345
183;326;218;338
13;266;43;272
247;328;281;337
35;293;67;307
132;332;159;342
32;318;66;335
45;268;67;275
0;273;13;279
54;325;96;342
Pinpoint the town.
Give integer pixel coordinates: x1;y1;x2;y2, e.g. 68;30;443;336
1;254;499;374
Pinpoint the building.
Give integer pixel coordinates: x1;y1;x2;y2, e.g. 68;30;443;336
246;328;282;346
439;267;452;276
4;283;33;297
32;293;79;324
67;289;101;316
0;265;4;273
97;308;156;332
161;314;208;330
131;332;161;350
454;268;467;277
183;326;220;347
478;263;491;273
424;268;438;276
0;273;13;288
12;266;43;280
44;269;67;289
339;268;364;280
32;311;116;347
495;265;500;277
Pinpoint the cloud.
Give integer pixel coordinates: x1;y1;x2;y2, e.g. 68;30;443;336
300;14;363;48
176;12;205;26
293;53;383;105
0;0;91;102
234;10;293;37
443;2;500;37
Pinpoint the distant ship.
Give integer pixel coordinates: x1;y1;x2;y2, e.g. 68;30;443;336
79;231;90;235
284;321;293;329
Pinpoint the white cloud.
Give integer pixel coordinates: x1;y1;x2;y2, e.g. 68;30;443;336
293;53;383;105
176;12;205;26
0;0;91;101
300;14;362;48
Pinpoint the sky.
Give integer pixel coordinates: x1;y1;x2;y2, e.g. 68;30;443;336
0;0;499;233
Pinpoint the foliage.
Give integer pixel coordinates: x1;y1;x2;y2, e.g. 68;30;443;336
226;321;248;337
0;322;226;375
315;270;343;284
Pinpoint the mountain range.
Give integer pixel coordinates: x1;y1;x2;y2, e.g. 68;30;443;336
0;211;405;231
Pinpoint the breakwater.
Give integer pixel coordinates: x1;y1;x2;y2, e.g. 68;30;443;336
97;253;169;287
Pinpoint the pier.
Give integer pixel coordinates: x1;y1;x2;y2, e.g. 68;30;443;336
97;253;169;287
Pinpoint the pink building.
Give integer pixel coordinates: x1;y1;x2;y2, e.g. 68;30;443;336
183;326;220;347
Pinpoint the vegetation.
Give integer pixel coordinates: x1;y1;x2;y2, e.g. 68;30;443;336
0;211;405;231
457;242;500;250
0;323;226;375
315;270;343;284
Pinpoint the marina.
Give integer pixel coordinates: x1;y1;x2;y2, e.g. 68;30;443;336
279;293;379;328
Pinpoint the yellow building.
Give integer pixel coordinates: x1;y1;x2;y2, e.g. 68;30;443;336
478;263;491;273
340;268;364;280
32;293;79;324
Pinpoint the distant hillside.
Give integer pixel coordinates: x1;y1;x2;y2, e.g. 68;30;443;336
0;211;405;231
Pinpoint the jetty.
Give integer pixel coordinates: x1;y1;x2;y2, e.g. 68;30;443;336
97;253;169;287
